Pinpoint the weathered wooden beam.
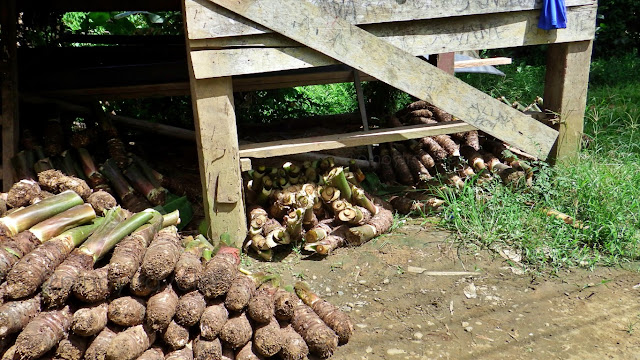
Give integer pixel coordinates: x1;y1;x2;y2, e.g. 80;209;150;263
1;0;19;190
544;40;593;163
188;4;597;79
186;0;595;40
207;0;560;159
239;122;477;159
455;57;512;69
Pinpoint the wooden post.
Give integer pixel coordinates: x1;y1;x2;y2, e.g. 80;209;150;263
187;76;247;246
435;53;455;75
544;40;593;163
1;0;19;190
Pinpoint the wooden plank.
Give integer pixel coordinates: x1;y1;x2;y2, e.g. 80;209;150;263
186;0;595;40
207;0;560;158
1;0;18;190
544;40;593;163
240;158;252;172
187;75;247;245
239;122;477;158
455;57;512;69
189;5;597;78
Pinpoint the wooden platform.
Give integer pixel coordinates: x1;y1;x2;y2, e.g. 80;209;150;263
180;0;596;244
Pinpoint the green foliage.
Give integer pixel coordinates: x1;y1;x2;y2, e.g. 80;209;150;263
441;54;640;272
595;0;640;56
61;11;183;37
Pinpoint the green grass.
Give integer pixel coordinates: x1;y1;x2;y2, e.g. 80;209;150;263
441;52;640;272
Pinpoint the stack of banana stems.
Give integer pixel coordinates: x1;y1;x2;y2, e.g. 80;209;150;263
0;175;353;360
243;161;395;260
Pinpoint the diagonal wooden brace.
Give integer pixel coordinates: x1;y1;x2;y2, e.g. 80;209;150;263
207;0;559;159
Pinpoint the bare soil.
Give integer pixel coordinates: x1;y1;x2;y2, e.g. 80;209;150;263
246;219;640;360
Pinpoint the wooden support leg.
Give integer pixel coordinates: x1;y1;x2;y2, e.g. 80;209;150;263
188;76;247;246
1;0;19;190
429;52;455;75
544;40;593;163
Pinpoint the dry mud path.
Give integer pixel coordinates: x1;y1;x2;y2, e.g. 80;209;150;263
247;219;640;359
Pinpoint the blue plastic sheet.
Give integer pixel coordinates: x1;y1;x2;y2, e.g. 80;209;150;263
538;0;567;30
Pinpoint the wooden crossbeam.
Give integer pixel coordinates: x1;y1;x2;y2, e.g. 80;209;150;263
239;122;477;159
187;0;595;40
207;0;559;159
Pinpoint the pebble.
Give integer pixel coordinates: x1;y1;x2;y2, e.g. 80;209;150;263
461;321;470;327
337;291;344;296
383;278;390;284
326;287;331;292
312;275;317;280
366;347;373;353
356;323;368;329
464;326;473;332
413;332;423;340
386;349;406;356
359;280;367;284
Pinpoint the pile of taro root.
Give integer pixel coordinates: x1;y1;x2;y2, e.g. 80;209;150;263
0;172;352;360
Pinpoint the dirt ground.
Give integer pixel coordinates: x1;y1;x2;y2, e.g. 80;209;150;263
246;218;640;360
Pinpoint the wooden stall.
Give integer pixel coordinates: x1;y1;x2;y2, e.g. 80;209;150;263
1;0;596;246
182;0;597;243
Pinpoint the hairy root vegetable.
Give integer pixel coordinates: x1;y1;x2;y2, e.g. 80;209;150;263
405;153;432;181
137;347;164;360
55;334;87;360
129;268;160;297
15;306;72;360
274;289;296;321
346;206;393;246
145;283;179;331
72;302;108;336
390;196;445;215
247;284;277;324
0;191;87;281
253;317;282;357
389;146;415;185
140;226;181;281
38;170;91;199
108;296;146;327
419;137;448;161
225;274;259;313
291;301;338;358
175;290;206;326
433;135;460;157
198;245;240;299
108;210;163;290
43;208;152;307
464;130;481;150
100;159;150;213
406;100;429;110
162;320;189;350
84;326;117;360
0;295;41;338
106;324;156;360
220;312;253;350
73;264;112;303
7;180;41;208
236;341;263;360
295;282;353;344
193;336;222;360
6;218;104;299
279;323;309;360
174;235;213;291
87;191;118;216
200;301;229;340
164;345;193;360
460;145;486;171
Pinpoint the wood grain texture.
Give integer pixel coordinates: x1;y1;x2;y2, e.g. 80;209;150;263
207;0;560;158
544;40;593;163
186;0;595;39
239;122;477;158
455;57;512;69
1;0;19;190
187;75;247;244
189;4;597;78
